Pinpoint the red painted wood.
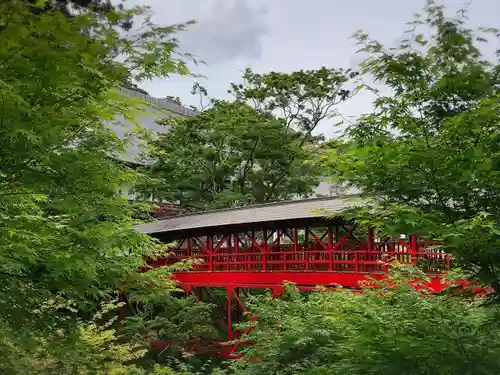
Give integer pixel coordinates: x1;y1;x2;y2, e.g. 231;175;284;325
173;271;377;288
172;271;448;291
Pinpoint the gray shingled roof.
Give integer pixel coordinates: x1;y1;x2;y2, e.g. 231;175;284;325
136;195;361;235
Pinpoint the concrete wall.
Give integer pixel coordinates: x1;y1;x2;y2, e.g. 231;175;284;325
108;87;197;164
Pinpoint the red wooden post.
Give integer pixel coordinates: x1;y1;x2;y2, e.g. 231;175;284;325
234;233;240;271
305;228;309;271
251;229;256;271
234;287;240;327
208;235;214;272
226;286;233;341
293;228;299;272
225;234;230;272
411;235;418;263
276;229;283;271
365;228;374;273
367;228;374;252
250;229;255;253
293;228;298;252
186;236;191;258
328;226;333;271
262;229;267;272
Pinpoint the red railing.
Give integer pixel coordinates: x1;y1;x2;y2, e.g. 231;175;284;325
161;247;451;275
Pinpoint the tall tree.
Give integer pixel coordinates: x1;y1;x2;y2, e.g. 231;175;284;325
139;67;355;211
0;0;203;372
229;67;357;195
324;1;500;295
230;67;356;137
138;100;320;210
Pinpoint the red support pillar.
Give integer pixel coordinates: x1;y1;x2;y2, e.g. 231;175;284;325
293;228;298;252
411;235;418;263
262;229;267;272
291;228;297;268
367;228;374;252
234;287;240;330
277;229;284;270
234;233;240;271
208;235;214;272
250;229;255;253
365;228;374;273
328;226;334;271
226;286;234;341
304;228;309;271
226;234;230;271
234;234;239;252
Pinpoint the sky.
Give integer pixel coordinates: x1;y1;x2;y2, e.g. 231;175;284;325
129;0;500;137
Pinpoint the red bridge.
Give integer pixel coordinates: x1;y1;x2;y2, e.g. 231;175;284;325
136;195;453;358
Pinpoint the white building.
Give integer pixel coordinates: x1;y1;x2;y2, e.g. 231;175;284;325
108;88;197;201
109;87;197;165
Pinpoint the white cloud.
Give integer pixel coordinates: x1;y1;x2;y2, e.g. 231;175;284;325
175;0;269;64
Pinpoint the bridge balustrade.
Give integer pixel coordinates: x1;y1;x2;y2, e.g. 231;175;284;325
163;239;450;275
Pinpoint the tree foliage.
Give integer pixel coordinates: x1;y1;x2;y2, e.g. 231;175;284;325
324;1;500;294
230;265;500;375
230;67;357;137
0;0;202;372
140;67;355;210
139;100;321;210
16;300;213;375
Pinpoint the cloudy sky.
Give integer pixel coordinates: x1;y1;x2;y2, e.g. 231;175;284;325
130;0;500;137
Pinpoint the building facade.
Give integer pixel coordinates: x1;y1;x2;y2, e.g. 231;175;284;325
108;88;197;201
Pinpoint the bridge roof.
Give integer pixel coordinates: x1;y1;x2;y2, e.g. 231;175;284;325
136;195;361;235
